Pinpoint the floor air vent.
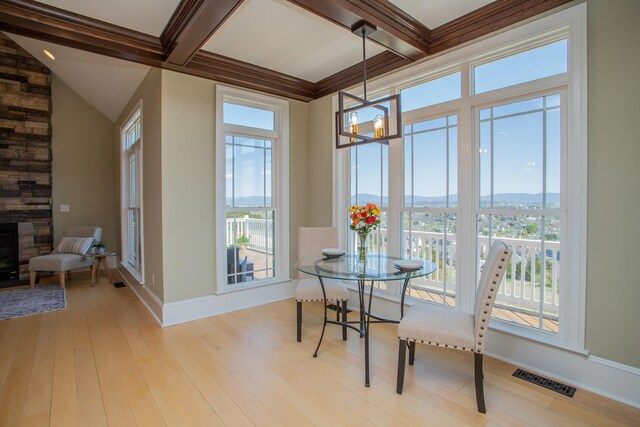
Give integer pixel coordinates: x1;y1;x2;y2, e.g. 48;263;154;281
513;368;576;397
113;282;126;288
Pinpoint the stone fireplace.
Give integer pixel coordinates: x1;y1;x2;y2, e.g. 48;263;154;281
0;33;53;285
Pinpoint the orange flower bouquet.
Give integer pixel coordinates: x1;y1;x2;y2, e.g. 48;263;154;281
348;203;381;267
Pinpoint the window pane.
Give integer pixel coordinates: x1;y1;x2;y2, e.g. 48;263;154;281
401;72;461;112
128;152;136;207
350;143;387;207
225;140;233;207
479;94;560;209
228;136;272;207
127;208;140;268
546;100;561;208
474;40;567;94
224;102;275;130
226;210;274;284
476;214;559;333
402;212;457;307
404;115;457;208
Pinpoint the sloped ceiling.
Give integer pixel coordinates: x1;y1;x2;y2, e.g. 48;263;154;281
8;33;150;122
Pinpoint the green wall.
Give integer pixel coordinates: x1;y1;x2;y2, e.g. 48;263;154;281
585;0;640;368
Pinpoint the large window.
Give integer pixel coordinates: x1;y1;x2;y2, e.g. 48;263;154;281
336;7;586;351
216;86;289;292
120;102;143;280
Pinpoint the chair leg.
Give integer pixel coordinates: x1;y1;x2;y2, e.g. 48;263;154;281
296;301;302;342
340;300;348;341
409;341;416;365
474;352;486;413
30;271;37;287
397;339;407;394
336;301;340;322
59;272;66;289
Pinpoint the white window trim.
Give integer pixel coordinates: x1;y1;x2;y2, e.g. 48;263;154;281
120;99;144;284
333;4;587;353
215;85;290;294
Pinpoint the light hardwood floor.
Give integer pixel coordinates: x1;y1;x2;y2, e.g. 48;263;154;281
0;272;638;426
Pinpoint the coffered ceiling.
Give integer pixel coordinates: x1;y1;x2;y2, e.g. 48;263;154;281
35;0;181;36
0;0;572;119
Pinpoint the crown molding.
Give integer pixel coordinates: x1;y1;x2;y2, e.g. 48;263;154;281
182;51;316;101
430;0;573;54
314;51;411;99
0;0;574;102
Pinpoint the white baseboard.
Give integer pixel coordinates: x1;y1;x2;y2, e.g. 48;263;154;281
346;289;640;409
116;263;163;326
487;329;640;409
162;280;297;327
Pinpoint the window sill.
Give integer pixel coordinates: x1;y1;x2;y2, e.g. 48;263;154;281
121;261;144;285
215;277;292;295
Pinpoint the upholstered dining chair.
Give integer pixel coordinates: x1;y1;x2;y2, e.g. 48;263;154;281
396;240;512;413
296;227;349;343
29;226;102;289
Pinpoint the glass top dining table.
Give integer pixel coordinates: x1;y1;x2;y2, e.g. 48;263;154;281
295;253;436;387
295;253;435;282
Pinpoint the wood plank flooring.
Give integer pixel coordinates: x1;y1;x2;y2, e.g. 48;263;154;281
0;272;637;426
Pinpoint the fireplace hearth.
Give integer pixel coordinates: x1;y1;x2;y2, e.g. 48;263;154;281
0;223;19;287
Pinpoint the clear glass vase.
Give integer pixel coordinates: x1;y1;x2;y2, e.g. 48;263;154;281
357;232;368;273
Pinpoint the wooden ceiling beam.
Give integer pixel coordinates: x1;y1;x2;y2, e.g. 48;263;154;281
287;0;430;61
0;0;165;65
161;0;244;66
0;0;576;102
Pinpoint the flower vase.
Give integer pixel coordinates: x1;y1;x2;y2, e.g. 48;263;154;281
357;232;368;273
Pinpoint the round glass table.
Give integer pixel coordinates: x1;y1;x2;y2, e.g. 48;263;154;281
295;253;436;387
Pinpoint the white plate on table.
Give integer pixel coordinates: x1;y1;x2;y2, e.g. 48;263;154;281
394;259;423;272
322;248;345;258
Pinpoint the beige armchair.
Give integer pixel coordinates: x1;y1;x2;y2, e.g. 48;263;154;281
29;227;102;289
296;227;349;343
396;240;512;413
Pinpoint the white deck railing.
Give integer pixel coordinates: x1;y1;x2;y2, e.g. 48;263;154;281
226;217;274;254
226;218;560;315
363;229;560;316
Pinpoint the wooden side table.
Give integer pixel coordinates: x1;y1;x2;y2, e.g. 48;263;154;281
91;252;115;286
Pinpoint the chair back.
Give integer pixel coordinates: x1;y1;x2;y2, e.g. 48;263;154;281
473;240;512;353
66;226;102;241
297;227;337;279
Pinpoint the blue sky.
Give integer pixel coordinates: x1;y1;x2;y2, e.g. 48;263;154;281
226;39;567;206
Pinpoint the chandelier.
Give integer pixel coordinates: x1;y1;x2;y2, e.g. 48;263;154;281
335;21;402;149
